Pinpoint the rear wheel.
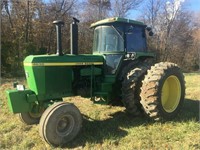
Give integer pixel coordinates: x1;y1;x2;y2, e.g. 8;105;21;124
121;60;152;115
140;62;185;121
39;102;82;147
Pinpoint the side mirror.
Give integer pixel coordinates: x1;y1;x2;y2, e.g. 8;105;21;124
149;31;154;36
146;27;152;32
146;27;154;36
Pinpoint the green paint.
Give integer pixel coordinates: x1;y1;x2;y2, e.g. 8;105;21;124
6;89;36;113
24;54;104;65
134;52;155;58
81;67;102;76
24;54;104;101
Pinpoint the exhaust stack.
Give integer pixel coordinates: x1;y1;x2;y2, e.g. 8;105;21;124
53;20;64;56
70;17;80;55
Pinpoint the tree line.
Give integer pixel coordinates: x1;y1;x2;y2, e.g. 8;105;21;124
1;0;200;76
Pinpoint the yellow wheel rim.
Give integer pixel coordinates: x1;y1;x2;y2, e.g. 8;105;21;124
161;75;181;113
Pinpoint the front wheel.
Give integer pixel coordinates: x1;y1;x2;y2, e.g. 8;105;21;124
39;102;82;147
19;112;41;125
140;62;185;121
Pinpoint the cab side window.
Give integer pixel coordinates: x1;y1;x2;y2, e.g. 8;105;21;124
126;26;147;52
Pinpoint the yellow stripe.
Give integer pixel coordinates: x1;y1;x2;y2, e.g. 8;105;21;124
24;62;103;66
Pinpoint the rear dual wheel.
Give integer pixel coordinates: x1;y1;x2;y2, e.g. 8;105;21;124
121;60;153;116
140;62;185;121
39;102;82;147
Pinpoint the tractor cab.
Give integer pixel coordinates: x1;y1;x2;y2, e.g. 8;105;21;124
90;17;153;74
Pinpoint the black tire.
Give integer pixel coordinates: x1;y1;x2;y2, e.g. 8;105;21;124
39;102;82;147
121;60;152;116
19;112;41;125
140;62;185;121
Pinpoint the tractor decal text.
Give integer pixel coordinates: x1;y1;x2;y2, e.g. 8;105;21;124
24;62;103;66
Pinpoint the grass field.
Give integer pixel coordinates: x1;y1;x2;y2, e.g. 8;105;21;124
0;73;199;150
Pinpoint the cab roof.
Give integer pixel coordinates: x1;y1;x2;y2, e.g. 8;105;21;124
90;17;145;28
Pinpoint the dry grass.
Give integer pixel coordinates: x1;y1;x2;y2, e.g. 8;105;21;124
0;73;199;149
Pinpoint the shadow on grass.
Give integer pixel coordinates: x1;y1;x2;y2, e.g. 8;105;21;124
66;112;147;148
64;108;155;149
65;99;199;148
175;99;199;122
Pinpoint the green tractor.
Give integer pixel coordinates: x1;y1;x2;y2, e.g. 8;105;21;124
6;17;185;146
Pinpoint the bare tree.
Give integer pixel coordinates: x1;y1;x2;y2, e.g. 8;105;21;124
141;0;163;27
48;0;77;19
43;0;77;53
4;0;14;28
139;0;165;59
82;0;111;22
139;0;196;70
111;0;143;18
191;12;200;71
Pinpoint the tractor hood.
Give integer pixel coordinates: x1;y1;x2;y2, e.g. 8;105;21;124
23;54;104;100
24;54;104;67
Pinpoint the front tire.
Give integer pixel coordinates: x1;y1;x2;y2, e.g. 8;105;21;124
39;102;82;147
140;62;185;121
19;112;41;125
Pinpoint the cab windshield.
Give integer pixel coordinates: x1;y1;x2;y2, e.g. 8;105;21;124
93;26;124;53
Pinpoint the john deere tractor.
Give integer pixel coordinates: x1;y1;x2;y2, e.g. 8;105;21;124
6;17;185;146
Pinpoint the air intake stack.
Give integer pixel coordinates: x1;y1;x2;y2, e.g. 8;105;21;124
70;17;80;55
53;20;64;56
